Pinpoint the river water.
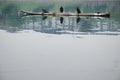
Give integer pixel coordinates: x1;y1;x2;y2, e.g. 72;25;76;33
0;1;120;80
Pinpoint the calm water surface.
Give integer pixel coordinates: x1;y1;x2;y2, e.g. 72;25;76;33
0;1;120;34
0;1;120;80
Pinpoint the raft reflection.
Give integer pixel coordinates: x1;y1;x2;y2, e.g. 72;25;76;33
3;16;120;35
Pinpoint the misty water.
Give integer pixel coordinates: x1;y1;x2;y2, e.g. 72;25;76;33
0;1;120;80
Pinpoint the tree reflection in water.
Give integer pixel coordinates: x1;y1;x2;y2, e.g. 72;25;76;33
0;1;120;35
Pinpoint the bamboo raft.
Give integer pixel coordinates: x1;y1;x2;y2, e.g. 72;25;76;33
20;10;110;18
20;7;110;23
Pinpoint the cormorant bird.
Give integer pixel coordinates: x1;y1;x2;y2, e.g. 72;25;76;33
76;7;81;14
60;6;64;13
97;12;100;14
42;8;48;13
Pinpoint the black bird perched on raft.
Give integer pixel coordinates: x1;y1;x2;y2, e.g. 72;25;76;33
42;8;48;13
76;7;81;14
60;6;64;13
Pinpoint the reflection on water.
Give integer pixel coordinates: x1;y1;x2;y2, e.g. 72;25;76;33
0;1;120;35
